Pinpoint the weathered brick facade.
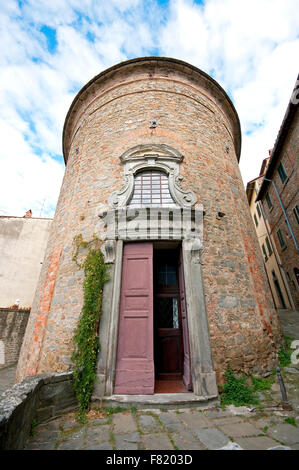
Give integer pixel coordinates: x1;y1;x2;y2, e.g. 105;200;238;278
16;58;282;389
257;88;299;310
0;308;30;370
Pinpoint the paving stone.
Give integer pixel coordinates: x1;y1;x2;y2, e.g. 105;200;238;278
268;445;291;450
114;432;141;450
178;411;214;429
250;418;272;431
159;411;185;433
193;428;229;450
25;440;57;450
267;423;299;445
84;424;111;448
85;442;113;450
142;433;174;450
204;408;231;418
138;414;162;433
112;413;137;434
218;422;260;437
218;442;243;450
171;429;205;450
57;428;86;450
210;416;244;426
235;436;280;450
290;443;299;450
30;429;60;443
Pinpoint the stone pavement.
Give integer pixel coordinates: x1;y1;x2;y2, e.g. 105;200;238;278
1;309;299;451
24;401;299;451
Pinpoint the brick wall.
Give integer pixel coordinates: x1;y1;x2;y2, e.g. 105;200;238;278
0;308;30;370
261;108;299;309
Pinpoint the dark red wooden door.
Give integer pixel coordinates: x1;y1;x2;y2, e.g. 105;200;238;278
179;248;193;390
154;295;183;379
114;242;155;394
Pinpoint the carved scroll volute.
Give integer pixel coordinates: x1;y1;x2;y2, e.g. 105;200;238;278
108;174;134;208
101;240;116;264
184;238;205;264
170;175;197;208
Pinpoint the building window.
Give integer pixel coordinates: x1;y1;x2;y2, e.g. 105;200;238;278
294;268;299;288
254;213;258;227
262;243;268;261
277;228;287;249
293;205;299;225
256;204;261;218
129;170;176;207
277;162;288;184
265;236;272;256
265;192;273;210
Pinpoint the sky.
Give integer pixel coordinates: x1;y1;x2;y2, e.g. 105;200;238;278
0;0;298;218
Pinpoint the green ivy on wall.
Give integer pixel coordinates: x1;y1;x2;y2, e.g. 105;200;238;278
71;234;109;421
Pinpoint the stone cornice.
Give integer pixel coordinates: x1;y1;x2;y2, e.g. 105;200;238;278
62;57;241;163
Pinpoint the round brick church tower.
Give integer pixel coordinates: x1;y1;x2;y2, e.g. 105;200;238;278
16;58;282;400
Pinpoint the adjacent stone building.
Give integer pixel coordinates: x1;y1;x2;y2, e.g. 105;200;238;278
0;214;52;309
256;76;299;311
16;57;282;402
246;157;294;310
0;213;52;370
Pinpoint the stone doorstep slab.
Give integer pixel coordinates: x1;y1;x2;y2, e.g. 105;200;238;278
99;393;219;410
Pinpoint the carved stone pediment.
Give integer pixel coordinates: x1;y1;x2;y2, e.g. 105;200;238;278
108;144;197;209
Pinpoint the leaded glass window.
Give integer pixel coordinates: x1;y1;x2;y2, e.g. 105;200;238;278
129;170;176;207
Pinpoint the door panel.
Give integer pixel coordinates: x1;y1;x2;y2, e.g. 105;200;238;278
154;294;183;379
179;248;193;390
114;242;154;394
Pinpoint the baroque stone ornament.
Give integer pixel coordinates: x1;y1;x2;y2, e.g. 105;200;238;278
108;144;197;209
100;239;116;264
184;237;205;264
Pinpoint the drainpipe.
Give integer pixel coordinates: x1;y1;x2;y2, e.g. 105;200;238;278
259;180;296;310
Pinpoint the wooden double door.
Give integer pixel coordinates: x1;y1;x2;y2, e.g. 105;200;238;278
114;242;192;394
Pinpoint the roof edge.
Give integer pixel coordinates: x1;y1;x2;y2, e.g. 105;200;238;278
256;74;299;201
62;56;241;163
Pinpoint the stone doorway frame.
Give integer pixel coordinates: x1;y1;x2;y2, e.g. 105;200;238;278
94;236;218;400
93;144;218;401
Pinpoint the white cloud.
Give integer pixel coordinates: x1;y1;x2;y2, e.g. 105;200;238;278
0;0;298;217
159;0;299;182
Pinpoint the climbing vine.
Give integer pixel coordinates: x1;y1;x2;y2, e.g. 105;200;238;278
71;234;109;421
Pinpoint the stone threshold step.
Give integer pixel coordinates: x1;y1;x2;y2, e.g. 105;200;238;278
93;393;219;410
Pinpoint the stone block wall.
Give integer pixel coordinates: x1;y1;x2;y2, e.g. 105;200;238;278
16;58;282;386
261;109;299;309
0;371;76;450
0;308;30;370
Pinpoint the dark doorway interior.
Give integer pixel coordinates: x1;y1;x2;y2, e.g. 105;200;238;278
153;246;188;393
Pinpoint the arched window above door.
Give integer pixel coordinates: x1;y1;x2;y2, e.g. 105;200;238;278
128;170;176;208
108;144;197;209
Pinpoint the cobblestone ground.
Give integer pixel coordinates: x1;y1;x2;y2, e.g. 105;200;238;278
2;310;299;451
24;365;299;452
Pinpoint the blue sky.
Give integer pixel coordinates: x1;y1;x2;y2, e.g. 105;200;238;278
0;0;298;217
